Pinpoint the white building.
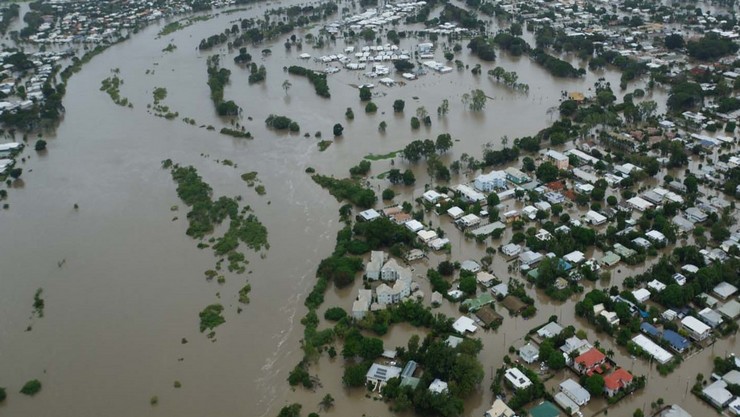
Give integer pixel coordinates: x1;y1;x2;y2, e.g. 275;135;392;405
474;170;507;192
586;210;607;225
504;368;532;390
560;378;591;405
631;334;673;364
366;251;387;280
681;316;711;341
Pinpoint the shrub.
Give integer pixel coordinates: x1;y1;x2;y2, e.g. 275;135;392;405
20;379;41;396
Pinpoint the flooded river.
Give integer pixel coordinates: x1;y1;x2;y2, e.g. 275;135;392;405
0;2;730;417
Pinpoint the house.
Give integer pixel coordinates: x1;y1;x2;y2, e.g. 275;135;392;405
522;205;538;220
572;167;599;184
668;180;687;193
428;237;450;251
376;279;411;305
546;150;569;170
554;392;580;416
366;363;402;388
685;207;708;223
600;310;619;326
648;280;667;293
659;405;692;417
485;399;517;417
477;271;497;287
502;243;522;257
603;368;633;397
681;316;711;341
631;334;673;364
474;170;507;192
574;348;606;375
534;201;551;213
600;251;621;267
563;251;585;265
613;243;637;259
632;288;651;303
423;189;444;204
504;210;520;224
505;167;530;184
456;184;485;203
428;378;448;394
627;196;653;211
698;307;723;328
585;210;607;225
366;251;387;280
703;379;734;408
545;191;566;204
519;343;540;364
672;273;687;286
491;282;509;298
560;379;591;405
632;237;651;250
561;336;592;355
352;289;373;319
476;305;504;328
520;250;544;266
458;213;481;229
646;230;667;244
417;229;437;244
537;322;564;339
461;260;481;273
359;209;381;221
452;316;477;333
662;330;690;353
713;282;738;300
405;219;424;233
504;368;532;390
535;229;553;241
447;206;464;219
575;183;595;194
718;299;740;320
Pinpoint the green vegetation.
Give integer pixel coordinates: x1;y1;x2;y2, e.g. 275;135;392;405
100;75;131;107
324;307;347;321
364;151;398;161
157;15;211;37
318;140;332;151
248;63;267;84
687;33;739;60
198;303;225;332
276;403;302;417
238;283;251;304
150;395;158;406
32;288;44;318
287;66;330;97
311;175;376;208
220;128;252;139
34;139;47;151
153;87;167;103
162;43;177;53
531;48;583;78
206;55;240;116
265;114;300;132
0;386;5;402
20;379;41;396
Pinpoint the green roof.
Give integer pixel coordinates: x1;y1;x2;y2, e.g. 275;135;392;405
400;376;420;389
529;401;560;417
462;292;495;312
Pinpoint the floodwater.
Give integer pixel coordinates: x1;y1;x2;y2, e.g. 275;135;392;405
0;2;731;417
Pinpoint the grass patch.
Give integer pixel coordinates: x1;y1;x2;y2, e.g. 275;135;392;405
255;185;266;195
318;140;332;151
364;150;398;161
162;43;177;53
238;283;251;304
100;74;131;107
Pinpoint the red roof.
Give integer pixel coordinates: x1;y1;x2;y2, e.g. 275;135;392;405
546;181;565;191
575;348;606;369
604;368;633;390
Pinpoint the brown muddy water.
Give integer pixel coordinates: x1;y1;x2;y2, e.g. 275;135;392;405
0;2;731;417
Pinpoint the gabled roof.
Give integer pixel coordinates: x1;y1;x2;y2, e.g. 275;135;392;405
604;368;633;390
575;347;605;369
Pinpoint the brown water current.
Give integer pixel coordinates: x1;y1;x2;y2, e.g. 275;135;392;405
0;3;732;417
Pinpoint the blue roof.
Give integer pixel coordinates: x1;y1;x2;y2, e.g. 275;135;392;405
401;360;417;378
662;330;690;351
557;259;573;272
640;322;661;338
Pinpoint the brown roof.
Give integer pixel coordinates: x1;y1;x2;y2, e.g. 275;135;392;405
476;305;503;327
501;296;527;313
546;180;565;191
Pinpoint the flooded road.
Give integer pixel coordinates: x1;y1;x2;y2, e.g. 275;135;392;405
0;3;729;417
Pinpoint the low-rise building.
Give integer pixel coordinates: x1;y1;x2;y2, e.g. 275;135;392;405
546;150;569;170
698;307;724;328
603;368;633;397
560;378;591;405
474;170;507;192
366;363;402;389
366;251;387;280
484;399;517;417
504;367;532;390
519;343;540;364
505;167;530;185
537;322;564;339
681;316;711;341
574;347;606;375
585;210;607;225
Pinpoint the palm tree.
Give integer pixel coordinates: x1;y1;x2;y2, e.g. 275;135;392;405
282;80;292;96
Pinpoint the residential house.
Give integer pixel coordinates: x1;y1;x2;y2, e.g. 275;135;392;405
574;348;607;375
422;189;444;204
366;363;402;389
560;379;591;405
417;229;437;244
631;334;673;364
456;184;485;203
504;368;532;390
458;213;481;229
646;230;667;244
484;399;517;417
698;307;723;328
632;288;651;303
718;299;740;320
520;250;544;267
519;343;540;364
561;336;592;355
586;210;607;225
603;368;633;397
600;251;621;267
380;258;410;281
703;379;734;408
713;282;738;300
685;207;708;223
452;316;477;334
359;209;381;221
546;150;569;170
447;206;464;219
491;282;509;298
681;316;711;341
405;219;424;232
537;322;564;339
428;379;448;394
502;243;522;257
663;330;690;353
648;280;667;293
505;167;530;185
461;260;481;273
627;196;653;211
477;271;496;287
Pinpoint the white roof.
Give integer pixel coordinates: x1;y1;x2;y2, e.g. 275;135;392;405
631;334;673;364
648;280;667;292
359;209;381;221
405;220;424;232
627;196;653;210
366;363;402;382
563;251;585;264
417;229;437;241
447;206;464;218
452;316;477;333
681;316;711;334
428;378;448;393
559;378;591;405
504;368;532;389
633;288;651;302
